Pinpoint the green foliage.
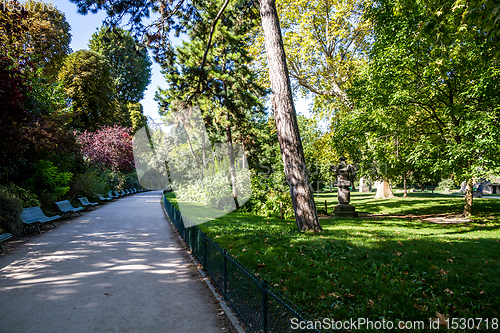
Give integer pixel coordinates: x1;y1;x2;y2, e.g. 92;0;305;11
124;171;141;190
174;161;251;211
0;1;72;81
127;102;147;134
25;160;73;202
88;26;152;103
58;50;115;131
0;187;23;235
1;183;40;208
248;0;371;115
435;179;457;192
242;170;294;219
67;169;109;200
155;0;267;145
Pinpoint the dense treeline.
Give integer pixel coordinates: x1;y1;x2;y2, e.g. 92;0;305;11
0;1;152;234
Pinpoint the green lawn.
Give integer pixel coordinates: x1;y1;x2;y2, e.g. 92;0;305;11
166;191;500;330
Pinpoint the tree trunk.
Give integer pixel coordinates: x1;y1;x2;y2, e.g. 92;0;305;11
259;0;321;232
226;124;239;209
223;78;239;209
403;173;408;197
201;130;207;169
420;182;424;192
241;140;246;169
463;178;473;217
374;180;396;199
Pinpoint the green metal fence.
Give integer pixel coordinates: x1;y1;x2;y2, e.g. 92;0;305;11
162;195;321;333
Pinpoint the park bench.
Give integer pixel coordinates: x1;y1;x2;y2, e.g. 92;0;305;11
0;233;12;252
119;190;127;196
108;191;119;199
78;197;98;210
113;190;123;197
54;200;84;218
20;207;60;234
97;193;112;202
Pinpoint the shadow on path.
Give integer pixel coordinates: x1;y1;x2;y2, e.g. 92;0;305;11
0;191;230;333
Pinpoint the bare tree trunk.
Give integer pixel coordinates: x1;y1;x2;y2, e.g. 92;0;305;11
403;173;408;197
374;180;396;199
420;182;424;192
463;178;473;217
259;0;321;232
222;78;239;209
241;140;246;169
201;130;207;169
226;124;239;209
183;126;199;168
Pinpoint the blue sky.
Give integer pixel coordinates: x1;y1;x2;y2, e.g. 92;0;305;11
55;0;311;122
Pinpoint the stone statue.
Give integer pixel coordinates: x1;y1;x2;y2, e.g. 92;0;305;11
330;156;358;217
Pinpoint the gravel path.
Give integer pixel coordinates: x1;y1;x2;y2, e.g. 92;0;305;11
0;191;232;333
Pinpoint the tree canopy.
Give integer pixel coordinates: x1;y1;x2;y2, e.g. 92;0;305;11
0;0;72;80
349;0;500;214
89;26;152;103
58;50;116;132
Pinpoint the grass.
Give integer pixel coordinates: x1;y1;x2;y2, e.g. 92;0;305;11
165;191;500;330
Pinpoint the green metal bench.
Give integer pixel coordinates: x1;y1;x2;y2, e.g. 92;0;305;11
54;200;84;218
97;193;113;202
20;207;61;234
78;197;98;210
0;233;12;252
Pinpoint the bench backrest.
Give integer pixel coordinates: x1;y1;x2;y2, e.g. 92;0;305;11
79;197;90;205
55;200;76;212
21;207;48;223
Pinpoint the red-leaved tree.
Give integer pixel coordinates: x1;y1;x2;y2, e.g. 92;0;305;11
77;125;134;172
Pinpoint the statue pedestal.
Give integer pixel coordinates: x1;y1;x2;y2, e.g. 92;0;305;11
334;204;358;217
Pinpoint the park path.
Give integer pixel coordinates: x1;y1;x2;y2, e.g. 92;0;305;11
0;191;230;333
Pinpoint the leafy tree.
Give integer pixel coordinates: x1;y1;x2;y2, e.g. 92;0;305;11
0;51;79;185
0;0;72;80
25;160;73;202
88;26;152;129
127;102;148;134
356;0;500;215
249;0;371;114
89;26;152;103
77;125;134;172
156;0;267;208
58;50;116;131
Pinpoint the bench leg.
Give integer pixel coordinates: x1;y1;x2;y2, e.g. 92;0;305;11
0;243;5;252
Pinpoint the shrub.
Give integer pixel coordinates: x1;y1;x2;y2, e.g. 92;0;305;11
241;170;294;219
436;178;456;191
25;160;72;202
2;183;40;208
0;188;24;235
67;169;109;200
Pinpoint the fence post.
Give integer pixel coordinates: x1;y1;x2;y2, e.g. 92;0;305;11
223;249;228;296
203;235;208;270
262;280;269;333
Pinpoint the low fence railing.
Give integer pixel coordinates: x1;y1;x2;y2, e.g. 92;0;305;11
162;194;320;333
